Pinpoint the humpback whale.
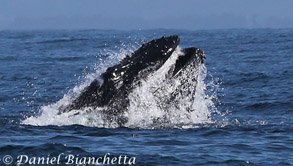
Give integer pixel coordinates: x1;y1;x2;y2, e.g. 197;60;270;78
59;36;205;125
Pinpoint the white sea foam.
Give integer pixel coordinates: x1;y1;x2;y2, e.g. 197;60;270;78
22;47;220;129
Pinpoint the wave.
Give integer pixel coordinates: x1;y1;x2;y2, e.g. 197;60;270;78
37;38;88;44
42;56;85;62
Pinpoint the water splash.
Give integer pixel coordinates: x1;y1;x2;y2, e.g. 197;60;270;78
125;48;214;128
22;47;221;129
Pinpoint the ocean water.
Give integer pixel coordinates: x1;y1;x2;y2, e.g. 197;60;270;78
0;29;292;165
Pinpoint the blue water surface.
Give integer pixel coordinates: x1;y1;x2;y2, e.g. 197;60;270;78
0;29;292;165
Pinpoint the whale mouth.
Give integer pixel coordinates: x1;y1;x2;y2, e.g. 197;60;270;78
172;47;206;76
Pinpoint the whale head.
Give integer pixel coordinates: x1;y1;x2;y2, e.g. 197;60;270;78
59;35;206;125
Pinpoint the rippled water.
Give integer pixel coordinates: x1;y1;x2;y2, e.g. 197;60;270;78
0;29;292;165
